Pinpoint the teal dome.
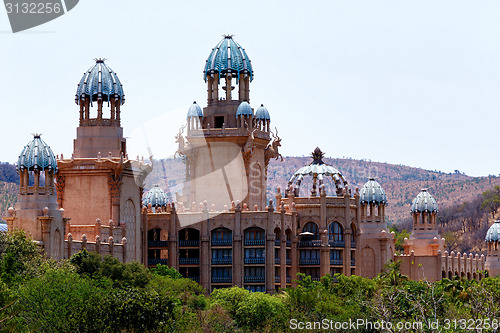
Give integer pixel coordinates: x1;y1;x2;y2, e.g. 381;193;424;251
187;101;203;119
486;221;500;242
143;185;168;207
411;189;438;213
75;59;125;106
203;35;253;83
360;179;387;205
17;134;58;172
236;101;253;117
255;104;270;120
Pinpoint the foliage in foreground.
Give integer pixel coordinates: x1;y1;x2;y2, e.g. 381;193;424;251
0;231;498;332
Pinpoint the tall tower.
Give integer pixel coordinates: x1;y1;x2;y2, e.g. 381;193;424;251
485;220;500;277
5;135;65;259
358;179;394;278
57;59;151;262
180;36;276;210
403;189;445;256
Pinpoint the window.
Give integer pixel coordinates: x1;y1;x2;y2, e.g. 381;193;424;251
245;248;265;259
245;227;265;241
215;116;224;128
302;222;319;240
212;249;232;260
328;222;343;242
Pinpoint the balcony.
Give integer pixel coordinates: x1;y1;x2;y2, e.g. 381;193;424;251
148;258;168;266
286;240;291;247
299;259;320;265
329;241;345;248
188;276;200;283
275;258;280;265
311;277;321;281
179;240;199;247
286;258;291;265
212;258;232;265
179;258;200;265
212;276;232;283
244;239;265;246
275;276;281;283
244;276;265;283
275;240;281;246
330;259;343;266
286;277;292;283
211;239;232;246
298;240;321;247
244;257;265;264
148;240;168;247
351;259;356;266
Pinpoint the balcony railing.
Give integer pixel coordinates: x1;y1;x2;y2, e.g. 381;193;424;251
298;240;321;247
286;258;291;265
275;240;281;246
179;258;200;265
212;258;232;265
351;259;356;266
188;276;200;283
148;258;168;266
244;276;265;283
286;240;291;247
329;241;345;248
311;277;321;281
244;257;265;264
244;239;265;246
299;259;320;265
148;240;168;247
275;258;280;265
212;276;232;283
330;259;343;265
211;239;232;246
286;277;292;283
179;240;200;247
275;276;281;283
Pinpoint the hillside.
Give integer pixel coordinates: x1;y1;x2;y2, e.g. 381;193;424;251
146;156;500;225
2;157;499;225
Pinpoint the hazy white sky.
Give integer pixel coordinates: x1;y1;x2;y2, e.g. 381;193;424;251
1;0;499;176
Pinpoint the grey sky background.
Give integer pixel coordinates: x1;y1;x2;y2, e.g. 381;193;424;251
0;0;499;177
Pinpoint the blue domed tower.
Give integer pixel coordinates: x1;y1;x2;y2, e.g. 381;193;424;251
180;35;280;210
143;185;169;212
403;189;445;256
359;178;388;223
5;134;65;259
73;59;126;159
485;220;500;277
56;59;151;263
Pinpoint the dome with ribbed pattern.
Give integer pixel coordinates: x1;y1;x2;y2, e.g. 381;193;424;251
255;104;270;120
203;35;253;83
360;179;387;205
143;185;169;207
486;221;500;242
187;101;203;119
236;101;253;117
75;59;125;106
17;134;58;172
411;189;438;213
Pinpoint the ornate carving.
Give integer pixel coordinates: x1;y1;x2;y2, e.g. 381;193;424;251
175;125;191;159
108;174;123;198
55;175;65;203
242;124;257;169
264;127;283;166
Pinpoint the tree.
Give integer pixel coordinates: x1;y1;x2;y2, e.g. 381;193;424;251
481;186;500;219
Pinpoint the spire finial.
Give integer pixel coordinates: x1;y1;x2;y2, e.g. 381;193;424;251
311;147;325;165
223;34;234;39
94;58;107;63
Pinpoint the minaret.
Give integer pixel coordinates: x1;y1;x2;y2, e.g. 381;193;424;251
485;220;500;277
403;189;445;256
358;178;394;278
5;134;65;259
180;35;276;210
57;59;151;262
73;58;126;158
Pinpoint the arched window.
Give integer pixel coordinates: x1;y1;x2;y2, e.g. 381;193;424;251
211;228;232;246
244;227;265;246
302;222;319;240
328;222;344;246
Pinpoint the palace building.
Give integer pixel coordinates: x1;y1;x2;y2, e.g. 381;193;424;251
4;35;493;292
